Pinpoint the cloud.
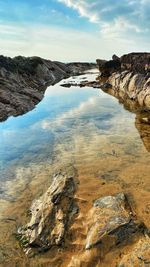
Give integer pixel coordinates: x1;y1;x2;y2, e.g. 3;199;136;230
0;1;149;60
0;22;144;61
40;96;99;131
57;0;150;39
0;0;149;61
58;0;99;23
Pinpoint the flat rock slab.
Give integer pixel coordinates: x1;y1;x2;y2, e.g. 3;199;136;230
86;193;144;251
18;172;77;256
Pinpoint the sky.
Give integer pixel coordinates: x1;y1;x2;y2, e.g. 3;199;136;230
0;0;149;62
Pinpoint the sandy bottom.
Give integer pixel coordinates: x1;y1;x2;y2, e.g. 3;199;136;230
1;123;150;267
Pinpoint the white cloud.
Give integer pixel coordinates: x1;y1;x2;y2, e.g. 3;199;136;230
40;96;99;131
58;0;150;40
58;0;99;23
101;17;142;39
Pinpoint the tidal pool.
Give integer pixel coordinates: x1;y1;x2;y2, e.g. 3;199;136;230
0;71;150;266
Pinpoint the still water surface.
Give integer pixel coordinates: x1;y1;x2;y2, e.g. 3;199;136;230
0;70;137;200
0;71;150;266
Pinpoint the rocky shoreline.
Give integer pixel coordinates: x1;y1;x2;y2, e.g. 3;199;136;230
96;53;150;110
1;52;150;266
0;55;95;122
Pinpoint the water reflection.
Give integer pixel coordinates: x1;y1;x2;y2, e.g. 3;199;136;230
1;72;150;267
101;86;150;153
135;114;150;152
0;71;149;202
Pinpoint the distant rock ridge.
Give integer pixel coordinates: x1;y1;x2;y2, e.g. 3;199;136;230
0;55;96;122
96;52;150;110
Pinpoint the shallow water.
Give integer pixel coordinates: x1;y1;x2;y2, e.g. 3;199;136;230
0;70;150;266
0;71;137;200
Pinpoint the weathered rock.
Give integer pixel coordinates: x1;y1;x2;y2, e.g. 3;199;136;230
97;53;150;76
120;52;150;74
85;193;144;250
0;55;96;122
112;54;120;61
106;71;150;109
96;58;121;76
118;235;150;267
96;53;150;110
17;172;78;255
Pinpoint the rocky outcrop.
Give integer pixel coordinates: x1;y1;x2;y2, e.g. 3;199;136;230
96;53;150;110
108;71;150;108
120;52;150;73
97;53;150;76
0;55;96;122
96;57;121;77
17;172;78;256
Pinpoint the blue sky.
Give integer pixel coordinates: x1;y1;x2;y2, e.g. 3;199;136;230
0;0;149;61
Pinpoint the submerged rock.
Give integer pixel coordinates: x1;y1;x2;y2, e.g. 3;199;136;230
18;172;78;255
118;236;150;267
67;193;149;267
86;193;144;250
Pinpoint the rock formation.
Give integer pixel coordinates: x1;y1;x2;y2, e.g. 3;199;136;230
0;55;95;122
96;53;150;110
120;52;150;73
17;172;78;256
96;57;121;77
